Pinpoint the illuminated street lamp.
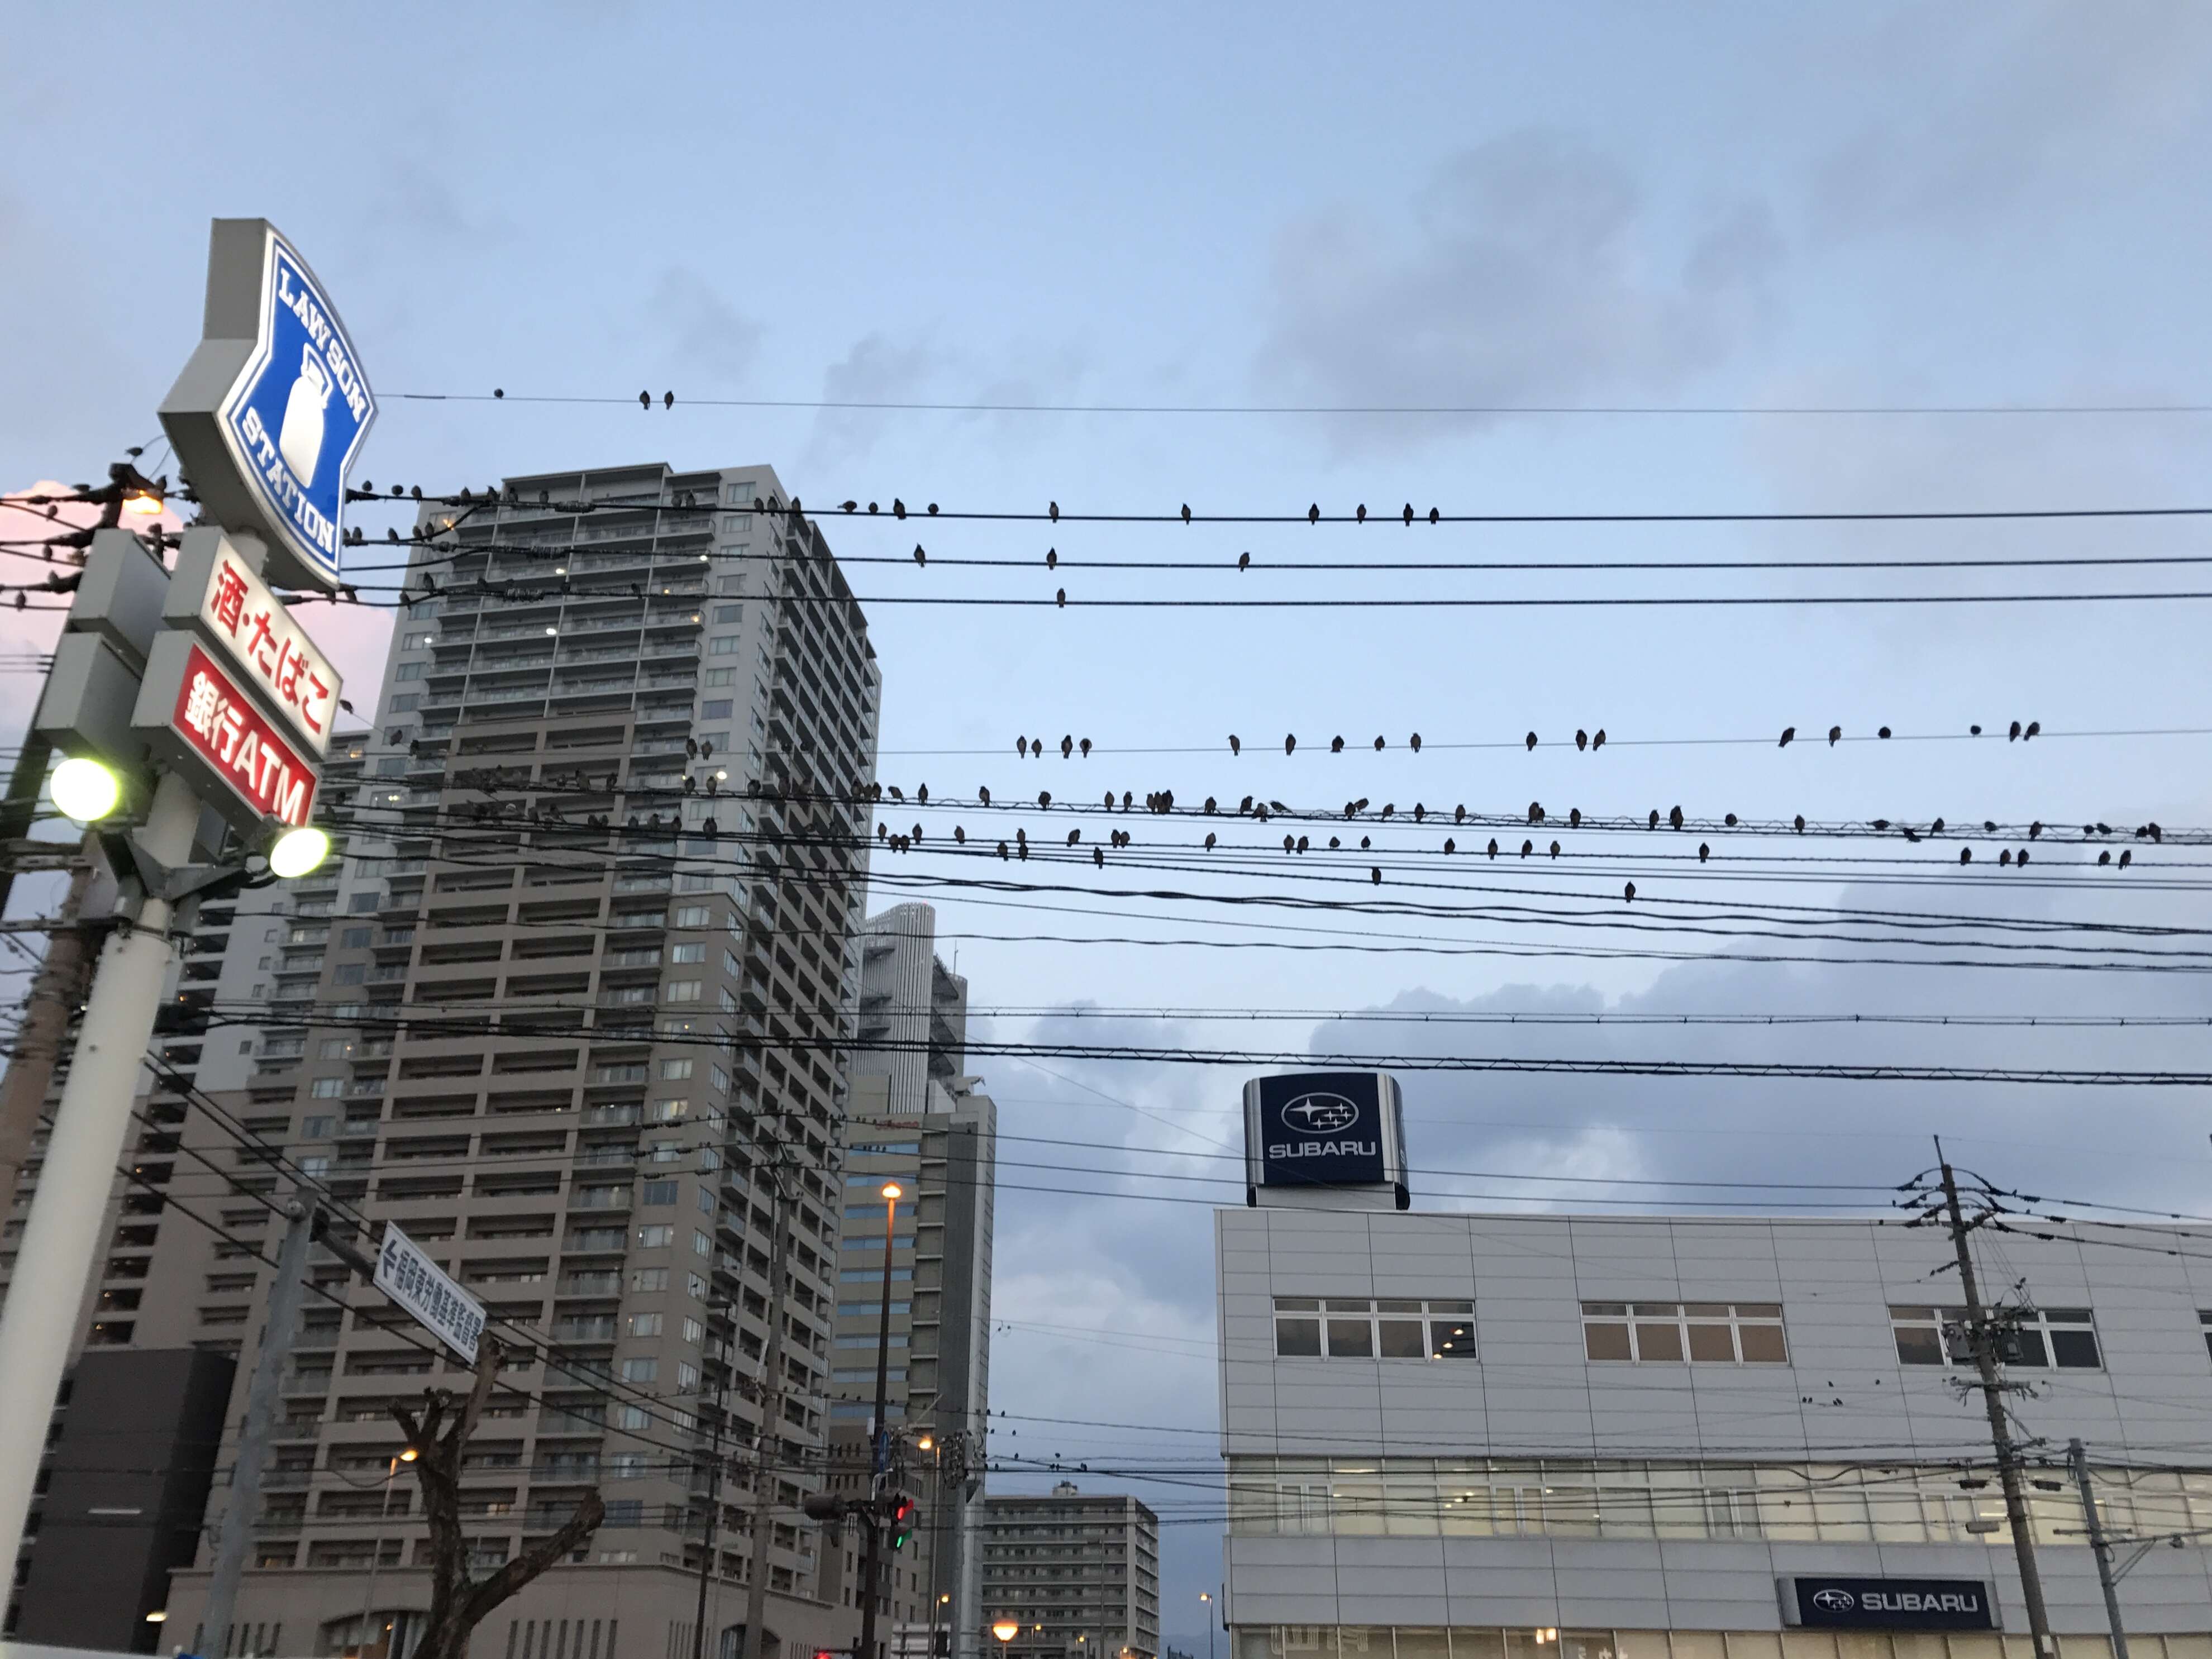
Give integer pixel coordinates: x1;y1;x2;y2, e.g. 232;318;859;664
49;756;122;823
993;1622;1021;1647
267;823;332;878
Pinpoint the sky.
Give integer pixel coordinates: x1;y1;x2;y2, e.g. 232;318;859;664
8;5;2212;1652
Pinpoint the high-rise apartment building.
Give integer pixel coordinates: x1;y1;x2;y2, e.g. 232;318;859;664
9;461;885;1659
824;903;996;1659
975;1485;1160;1659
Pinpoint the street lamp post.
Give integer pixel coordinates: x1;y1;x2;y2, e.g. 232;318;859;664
358;1447;417;1657
1199;1594;1213;1659
857;1183;903;1659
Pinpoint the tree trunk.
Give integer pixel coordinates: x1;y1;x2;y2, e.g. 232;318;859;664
394;1339;606;1659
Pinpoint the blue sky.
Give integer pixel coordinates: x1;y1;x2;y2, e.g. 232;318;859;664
9;5;2212;1652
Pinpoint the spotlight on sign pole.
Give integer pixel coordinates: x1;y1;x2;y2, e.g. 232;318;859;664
50;756;123;823
267;823;332;879
122;488;164;518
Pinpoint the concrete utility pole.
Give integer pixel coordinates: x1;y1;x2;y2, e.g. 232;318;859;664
859;1183;902;1659
0;770;202;1576
2071;1438;2130;1659
0;859;101;1214
203;1195;317;1651
740;1165;793;1659
1937;1145;2055;1657
694;1362;730;1659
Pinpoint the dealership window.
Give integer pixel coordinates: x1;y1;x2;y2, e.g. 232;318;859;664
1272;1296;1476;1360
1889;1305;2100;1370
1582;1302;1787;1364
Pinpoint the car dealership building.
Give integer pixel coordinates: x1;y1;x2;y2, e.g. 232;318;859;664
1215;1074;2212;1659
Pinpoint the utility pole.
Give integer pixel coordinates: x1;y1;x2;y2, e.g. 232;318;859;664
203;1195;316;1652
0;859;101;1213
693;1360;730;1659
2070;1438;2130;1659
859;1181;902;1659
739;1163;793;1659
1937;1145;2055;1658
0;769;203;1576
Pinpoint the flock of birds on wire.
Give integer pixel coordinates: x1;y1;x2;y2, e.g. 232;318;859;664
385;719;2170;902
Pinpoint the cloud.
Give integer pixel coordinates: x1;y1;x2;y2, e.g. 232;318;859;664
802;331;945;468
649;266;762;387
1809;2;2212;237
1254;130;1782;449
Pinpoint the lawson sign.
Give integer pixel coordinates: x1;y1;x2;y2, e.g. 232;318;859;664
1243;1071;1407;1200
160;219;375;593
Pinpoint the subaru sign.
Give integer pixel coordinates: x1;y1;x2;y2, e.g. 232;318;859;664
1781;1577;1995;1632
160;219;374;593
1244;1071;1405;1198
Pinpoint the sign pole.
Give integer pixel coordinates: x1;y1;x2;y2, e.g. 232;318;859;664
2070;1438;2132;1659
0;769;203;1574
202;1196;316;1649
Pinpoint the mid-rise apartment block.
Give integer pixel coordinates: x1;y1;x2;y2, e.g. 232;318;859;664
976;1485;1161;1659
821;903;996;1659
8;460;886;1659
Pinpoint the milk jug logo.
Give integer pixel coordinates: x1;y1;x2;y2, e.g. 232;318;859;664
218;231;374;589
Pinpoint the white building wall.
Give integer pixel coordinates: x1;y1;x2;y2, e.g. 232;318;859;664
1215;1209;2212;1647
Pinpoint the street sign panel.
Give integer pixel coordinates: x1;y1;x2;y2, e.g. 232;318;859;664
373;1223;485;1362
130;633;320;834
165;529;341;756
159;220;374;594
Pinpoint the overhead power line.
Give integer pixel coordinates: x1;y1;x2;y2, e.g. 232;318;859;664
382;389;2212;419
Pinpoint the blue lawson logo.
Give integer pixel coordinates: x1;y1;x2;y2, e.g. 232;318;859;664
217;233;374;588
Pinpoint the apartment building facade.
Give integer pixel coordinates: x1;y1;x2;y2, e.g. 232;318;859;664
10;460;885;1658
976;1485;1161;1659
821;903;996;1659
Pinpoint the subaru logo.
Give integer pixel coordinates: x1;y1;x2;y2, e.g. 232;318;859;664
1281;1094;1360;1134
1810;1590;1856;1613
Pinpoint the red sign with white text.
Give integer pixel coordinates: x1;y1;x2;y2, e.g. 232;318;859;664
169;641;319;827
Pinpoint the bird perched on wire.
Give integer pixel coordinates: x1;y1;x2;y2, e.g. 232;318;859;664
1228;734;1241;755
1525;731;1538;751
1779;727;1795;747
1668;805;1684;830
1238;551;1250;571
1828;726;1842;746
913;545;926;565
1180;503;1191;523
1049;501;1060;521
1623;882;1636;902
1575;729;1589;750
1285;734;1296;754
1592;729;1606;749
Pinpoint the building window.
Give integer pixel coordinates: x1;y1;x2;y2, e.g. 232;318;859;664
618;1357;657;1383
636;1225;674;1248
660;1058;695;1079
302;1117;333;1139
1271;1296;1476;1360
632;1268;669;1291
1890;1305;2100;1369
714;605;743;623
674;905;710;926
670;944;705;964
640;1179;678;1207
629;1313;664;1338
1582;1302;1787;1364
389;694;420;711
702;699;733;718
664;979;702;1003
310;1077;344;1098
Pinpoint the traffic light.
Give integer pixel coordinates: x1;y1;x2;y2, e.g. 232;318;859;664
884;1490;916;1550
803;1493;848;1523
